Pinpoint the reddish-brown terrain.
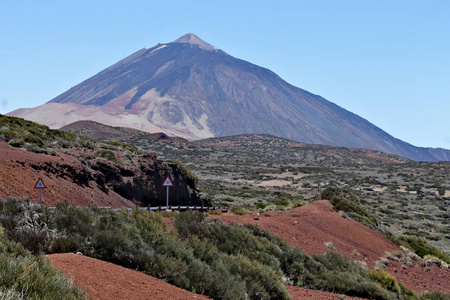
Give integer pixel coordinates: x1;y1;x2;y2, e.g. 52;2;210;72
0;141;204;208
47;253;210;300
0;142;132;207
213;201;450;295
286;286;366;300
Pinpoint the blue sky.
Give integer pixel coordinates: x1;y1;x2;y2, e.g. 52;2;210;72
1;0;449;148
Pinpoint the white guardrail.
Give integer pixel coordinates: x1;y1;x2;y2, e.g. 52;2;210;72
111;206;229;212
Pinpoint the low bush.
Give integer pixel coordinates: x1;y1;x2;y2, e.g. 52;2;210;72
422;291;450;300
95;149;120;163
24;135;45;148
166;160;199;186
321;186;378;230
0;225;86;299
230;207;247;215
0;129;18;141
369;268;399;294
388;235;450;264
175;212;401;300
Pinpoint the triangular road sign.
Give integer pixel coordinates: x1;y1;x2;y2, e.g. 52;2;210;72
34;178;46;189
162;176;174;187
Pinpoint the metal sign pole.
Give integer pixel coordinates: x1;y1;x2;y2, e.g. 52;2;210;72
40;189;42;205
162;176;173;209
166;186;169;207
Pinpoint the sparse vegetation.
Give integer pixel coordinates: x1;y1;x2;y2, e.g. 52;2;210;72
230;206;247;215
0;223;86;299
1;198;446;299
2;116;450;298
165;160;199;185
321;187;379;230
77;126;448;256
0;115;140;156
95;149;121;164
388;235;450;265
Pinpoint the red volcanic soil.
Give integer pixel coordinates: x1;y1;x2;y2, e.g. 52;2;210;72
213;200;450;294
47;253;210;300
286;286;366;300
0;142;134;208
214;201;399;260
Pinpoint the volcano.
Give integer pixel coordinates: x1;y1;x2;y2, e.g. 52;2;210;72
9;33;449;161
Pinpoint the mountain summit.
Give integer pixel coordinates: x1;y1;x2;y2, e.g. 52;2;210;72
172;33;217;51
8;33;450;161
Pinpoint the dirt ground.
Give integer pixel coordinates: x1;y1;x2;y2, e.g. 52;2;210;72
47;253;210;300
286;286;367;299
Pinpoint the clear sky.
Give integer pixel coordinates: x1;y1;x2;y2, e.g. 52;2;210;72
1;0;449;148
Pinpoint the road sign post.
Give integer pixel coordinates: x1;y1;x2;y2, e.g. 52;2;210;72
162;176;174;208
34;178;46;204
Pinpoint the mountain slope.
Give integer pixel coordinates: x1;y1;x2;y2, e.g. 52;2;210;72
9;33;450;161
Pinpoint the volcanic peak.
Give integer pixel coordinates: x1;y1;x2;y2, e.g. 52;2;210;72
171;33;217;51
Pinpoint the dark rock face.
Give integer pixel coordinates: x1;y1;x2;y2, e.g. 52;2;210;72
46;34;449;161
30;154;206;207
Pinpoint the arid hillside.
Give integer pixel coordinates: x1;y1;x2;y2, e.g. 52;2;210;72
47;252;368;300
46;201;450;299
47;253;211;300
213;200;450;295
0;115;205;207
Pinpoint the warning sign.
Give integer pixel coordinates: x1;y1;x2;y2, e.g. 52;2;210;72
34;178;46;189
162;176;174;187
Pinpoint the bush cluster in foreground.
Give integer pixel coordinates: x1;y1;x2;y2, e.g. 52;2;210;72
0;198;449;300
0;225;86;299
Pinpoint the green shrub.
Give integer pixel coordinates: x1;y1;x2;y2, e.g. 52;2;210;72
422;291;450;300
0;199;426;300
175;212;401;300
8;139;25;148
0;227;86;299
231;207;247;215
0;129;18;141
388;235;450;264
255;202;268;209
24;135;45;147
166;160;199;186
322;186;378;230
369;268;399;294
95;149;120;163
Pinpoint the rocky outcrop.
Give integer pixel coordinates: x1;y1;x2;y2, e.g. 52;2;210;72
88;155;206;207
23;149;206;207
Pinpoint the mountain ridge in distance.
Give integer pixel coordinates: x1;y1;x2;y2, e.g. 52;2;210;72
61;120;410;165
8;33;450;162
